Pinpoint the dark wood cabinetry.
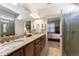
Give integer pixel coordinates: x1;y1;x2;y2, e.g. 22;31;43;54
8;34;46;56
42;35;46;49
35;37;42;56
24;41;35;56
35;35;46;56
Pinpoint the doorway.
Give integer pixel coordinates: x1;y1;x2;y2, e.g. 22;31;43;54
47;17;60;56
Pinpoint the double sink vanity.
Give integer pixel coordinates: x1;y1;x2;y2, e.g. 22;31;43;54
0;33;46;56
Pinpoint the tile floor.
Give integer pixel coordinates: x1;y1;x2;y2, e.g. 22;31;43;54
41;40;60;56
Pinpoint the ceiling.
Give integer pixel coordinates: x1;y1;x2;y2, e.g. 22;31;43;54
19;3;79;18
0;3;79;20
0;5;19;18
0;3;31;20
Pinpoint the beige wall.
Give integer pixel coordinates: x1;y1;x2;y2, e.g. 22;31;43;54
31;18;46;33
15;20;25;35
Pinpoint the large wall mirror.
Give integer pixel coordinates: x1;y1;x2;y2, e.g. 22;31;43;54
0;18;15;37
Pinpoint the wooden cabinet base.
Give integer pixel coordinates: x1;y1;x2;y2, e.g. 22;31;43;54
24;41;35;56
8;34;46;56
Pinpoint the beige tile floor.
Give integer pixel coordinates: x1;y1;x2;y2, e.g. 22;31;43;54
41;40;60;56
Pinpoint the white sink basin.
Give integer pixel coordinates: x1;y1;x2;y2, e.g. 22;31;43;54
0;46;10;52
0;39;25;53
4;40;24;47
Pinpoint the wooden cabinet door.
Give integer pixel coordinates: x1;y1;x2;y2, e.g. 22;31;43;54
9;48;23;56
36;45;42;56
24;41;35;56
42;35;46;48
35;37;43;56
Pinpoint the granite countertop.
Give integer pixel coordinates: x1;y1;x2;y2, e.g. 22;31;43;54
0;33;45;56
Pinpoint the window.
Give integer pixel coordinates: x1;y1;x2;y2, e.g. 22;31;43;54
47;23;55;32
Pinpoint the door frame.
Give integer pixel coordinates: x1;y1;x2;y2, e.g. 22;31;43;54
60;10;63;56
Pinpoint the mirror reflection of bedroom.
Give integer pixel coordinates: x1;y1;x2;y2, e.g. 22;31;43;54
47;17;60;56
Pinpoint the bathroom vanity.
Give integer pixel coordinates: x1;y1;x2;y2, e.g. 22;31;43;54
0;33;46;56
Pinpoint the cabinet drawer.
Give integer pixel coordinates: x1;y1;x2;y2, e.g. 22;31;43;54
36;41;42;48
36;45;42;56
36;37;42;44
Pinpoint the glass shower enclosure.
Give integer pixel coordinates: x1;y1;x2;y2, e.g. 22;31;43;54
62;12;79;56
